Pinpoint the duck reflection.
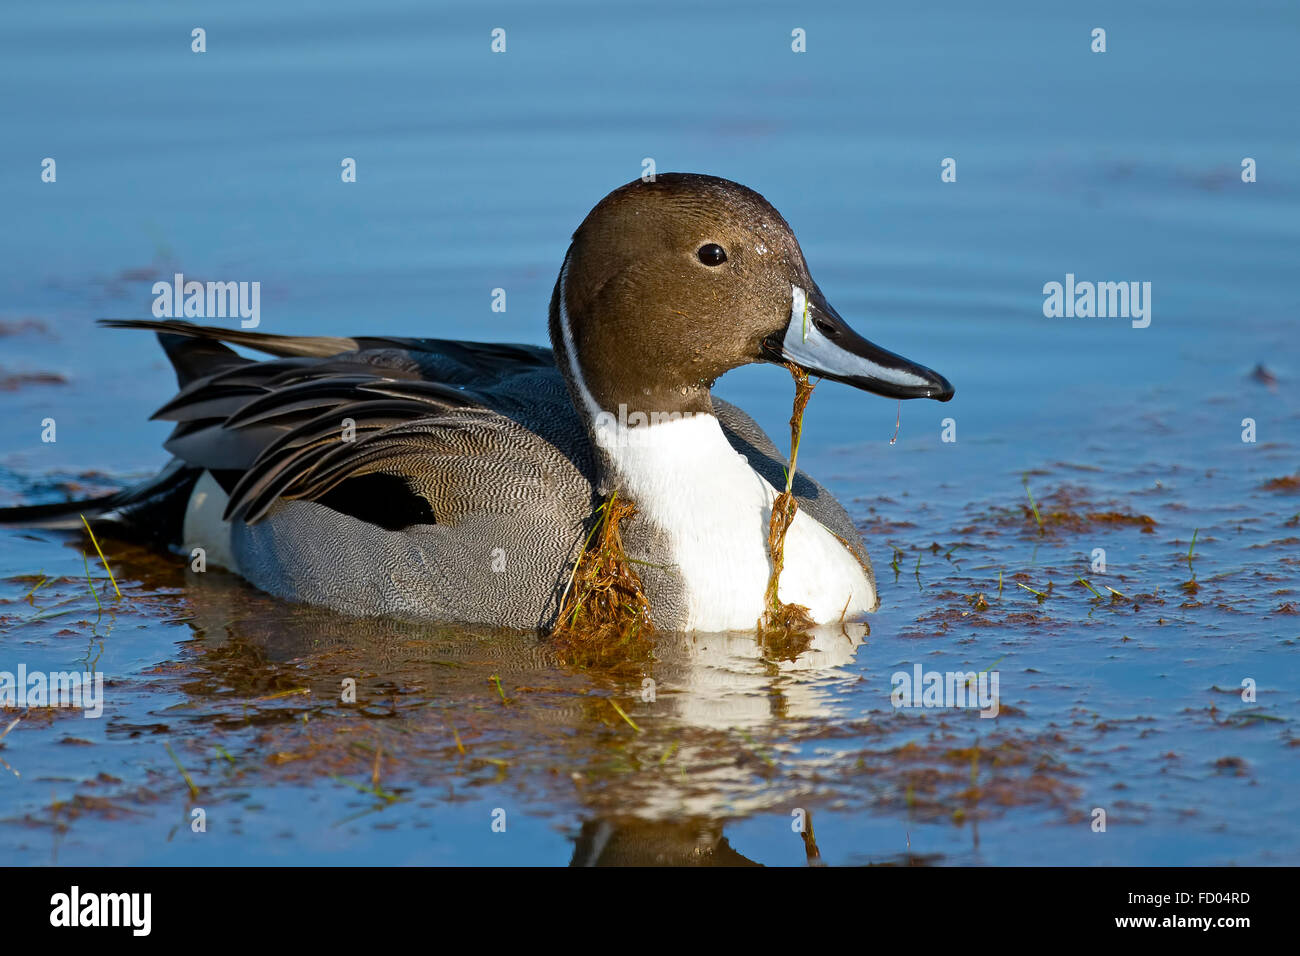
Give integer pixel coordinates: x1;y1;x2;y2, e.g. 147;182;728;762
121;550;873;866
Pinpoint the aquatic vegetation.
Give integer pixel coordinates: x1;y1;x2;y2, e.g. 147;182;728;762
551;363;827;668
756;364;818;661
79;515;122;601
996;483;1160;537
1260;473;1300;494
551;492;656;676
163;742;199;801
1023;475;1045;535
1180;529;1200;594
0;370;67;391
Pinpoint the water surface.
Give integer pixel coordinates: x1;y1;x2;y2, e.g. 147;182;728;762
1;0;1297;865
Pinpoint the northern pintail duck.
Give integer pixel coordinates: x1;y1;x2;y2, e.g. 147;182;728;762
3;174;953;632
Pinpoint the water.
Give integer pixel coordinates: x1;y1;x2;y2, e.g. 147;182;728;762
1;0;1297;865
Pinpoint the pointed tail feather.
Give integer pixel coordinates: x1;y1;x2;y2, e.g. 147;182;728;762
0;492;127;530
0;460;200;545
98;318;361;359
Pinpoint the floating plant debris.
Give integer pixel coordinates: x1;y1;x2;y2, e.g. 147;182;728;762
0;369;67;391
1008;483;1158;535
1260;473;1300;494
551;492;655;675
1249;363;1278;388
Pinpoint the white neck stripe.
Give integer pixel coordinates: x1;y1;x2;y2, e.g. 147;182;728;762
555;251;603;423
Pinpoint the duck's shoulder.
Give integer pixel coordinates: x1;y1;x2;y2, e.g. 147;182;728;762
376;337;555;382
117;321;589;525
217;343;592;525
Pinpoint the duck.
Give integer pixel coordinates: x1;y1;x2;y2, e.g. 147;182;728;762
1;173;953;632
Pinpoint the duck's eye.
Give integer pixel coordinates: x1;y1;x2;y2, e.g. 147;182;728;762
697;243;728;266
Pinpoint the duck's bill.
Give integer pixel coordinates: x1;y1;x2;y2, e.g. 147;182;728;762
764;285;955;401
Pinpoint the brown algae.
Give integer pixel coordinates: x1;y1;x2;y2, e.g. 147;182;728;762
551;492;656;674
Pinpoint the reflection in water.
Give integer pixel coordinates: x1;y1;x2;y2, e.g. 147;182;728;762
175;559;870;864
570;819;761;867
4;529;1105;865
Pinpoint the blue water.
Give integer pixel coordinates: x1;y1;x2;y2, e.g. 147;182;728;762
1;0;1297;865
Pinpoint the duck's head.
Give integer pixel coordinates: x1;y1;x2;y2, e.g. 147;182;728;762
550;172;954;422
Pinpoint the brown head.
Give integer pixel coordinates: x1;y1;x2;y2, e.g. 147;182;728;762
549;173;953;422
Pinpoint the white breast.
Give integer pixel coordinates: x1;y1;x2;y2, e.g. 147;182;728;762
601;414;876;632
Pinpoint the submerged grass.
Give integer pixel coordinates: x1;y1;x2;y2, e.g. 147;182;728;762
79;514;122;600
488;674;510;704
1181;528;1201;594
756;364;818;661
80;551;102;616
607;697;641;732
21;573;48;604
1023;475;1044;535
163;742;199;801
